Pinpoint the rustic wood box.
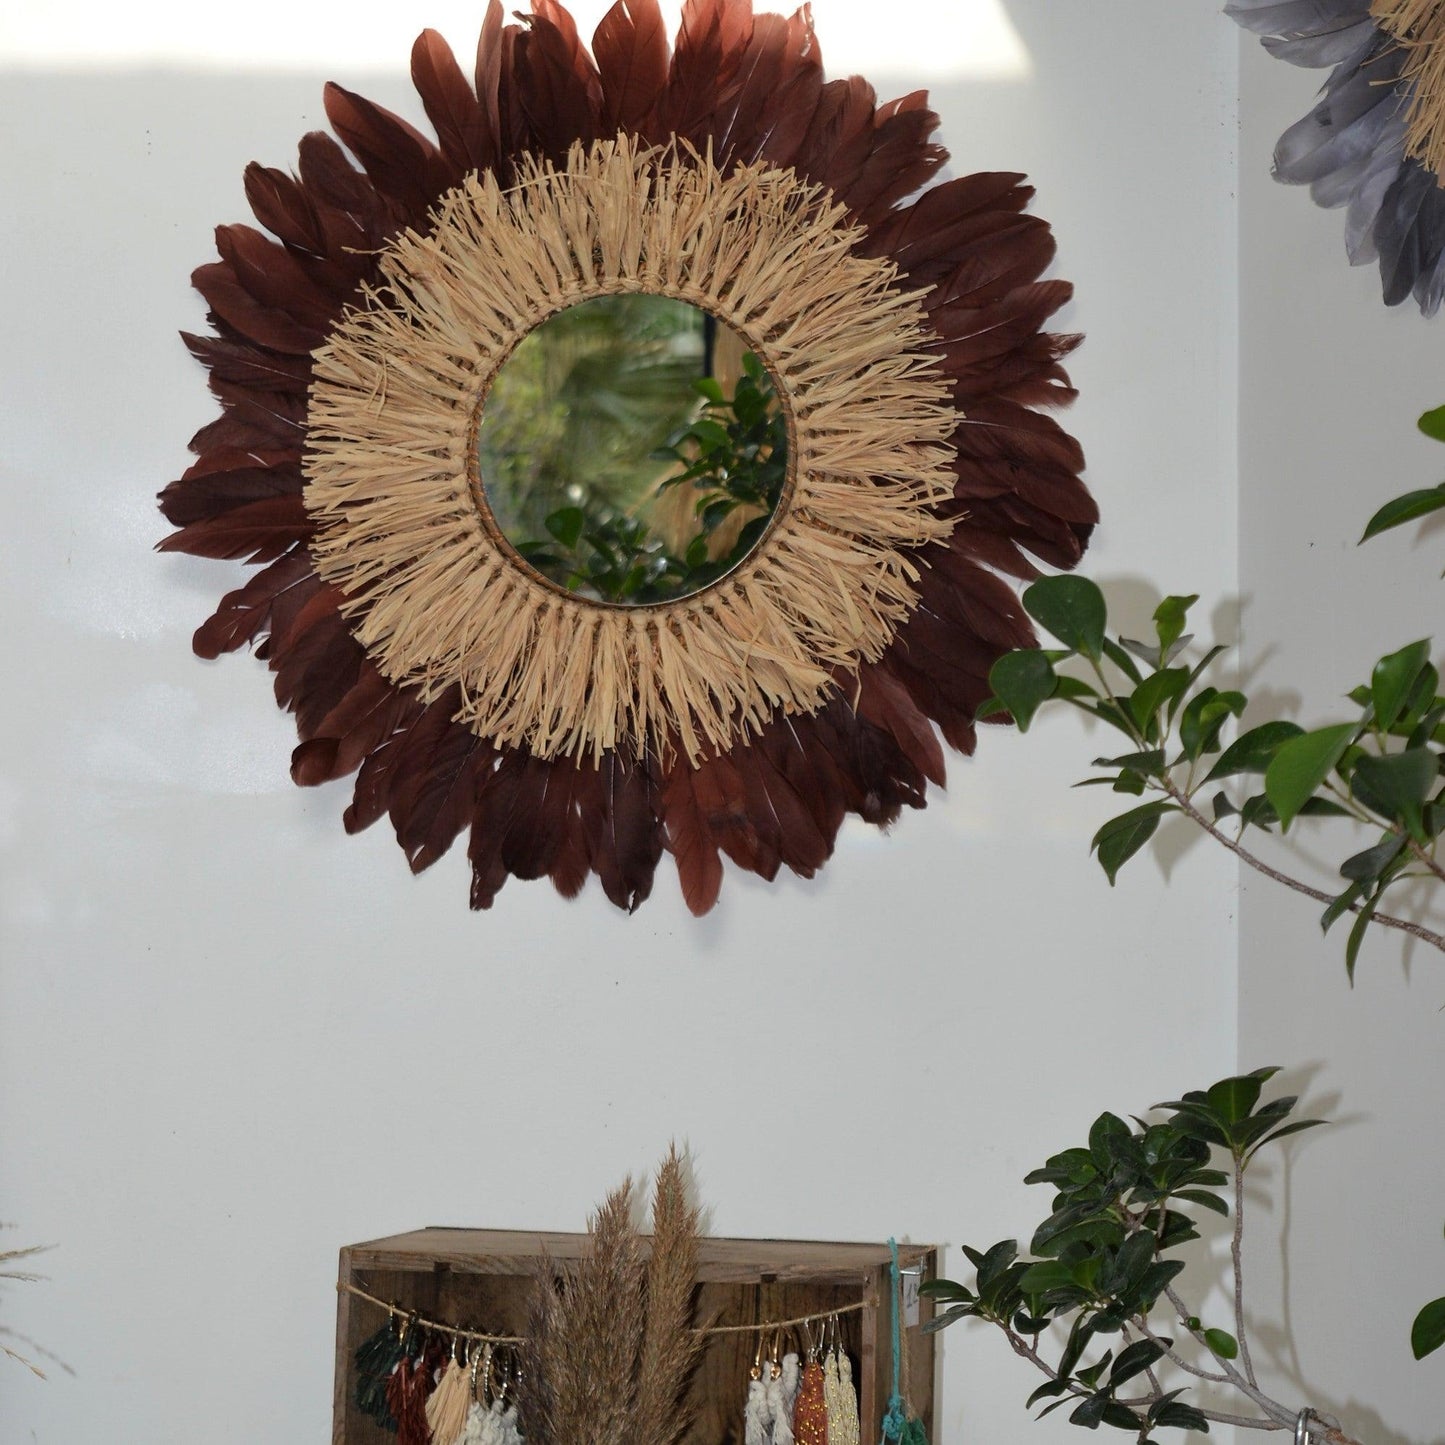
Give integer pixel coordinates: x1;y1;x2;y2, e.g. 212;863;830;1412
334;1228;938;1444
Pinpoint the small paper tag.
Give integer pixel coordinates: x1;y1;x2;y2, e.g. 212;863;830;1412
902;1268;921;1327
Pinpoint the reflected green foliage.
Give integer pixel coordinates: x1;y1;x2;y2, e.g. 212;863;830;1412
922;1070;1323;1438
504;341;787;604
479;293;703;541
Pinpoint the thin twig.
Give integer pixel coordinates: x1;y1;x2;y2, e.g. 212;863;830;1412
1159;780;1445;953
1164;1287;1299;1430
1232;1162;1258;1389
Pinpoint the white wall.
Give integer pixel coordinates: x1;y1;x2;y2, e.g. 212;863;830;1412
1237;30;1445;1445
0;4;1240;1443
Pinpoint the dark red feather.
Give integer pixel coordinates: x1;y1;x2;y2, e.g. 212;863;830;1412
191;260;320;355
515;2;605;158
584;752;663;911
856;665;947;788
660;759;726;915
191;551;313;660
155;496;312;563
593;0;670;136
181;332;310;396
291;663;420;786
411;28;488;180
322;82;449;218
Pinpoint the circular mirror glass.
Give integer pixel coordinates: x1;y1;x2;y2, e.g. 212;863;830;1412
476;294;788;605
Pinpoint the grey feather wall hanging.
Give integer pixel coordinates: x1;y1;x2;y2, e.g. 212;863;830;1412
1228;0;1445;315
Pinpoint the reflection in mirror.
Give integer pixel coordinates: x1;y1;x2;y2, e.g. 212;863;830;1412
476;293;788;605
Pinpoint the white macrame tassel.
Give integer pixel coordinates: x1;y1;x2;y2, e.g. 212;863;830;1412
770;1353;799;1445
745;1369;771;1445
496;1399;524;1445
459;1401;489;1445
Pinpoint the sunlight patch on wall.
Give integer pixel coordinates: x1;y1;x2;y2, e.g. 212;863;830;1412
0;0;1030;81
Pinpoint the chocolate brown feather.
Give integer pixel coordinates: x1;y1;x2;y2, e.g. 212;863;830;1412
659;760;725;916
585;752;663;912
593;0;670;136
192;550;313;660
411;28;488;180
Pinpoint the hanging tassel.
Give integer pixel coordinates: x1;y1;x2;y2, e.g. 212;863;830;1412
771;1351;800;1445
459;1344;493;1445
495;1398;524;1445
792;1355;828;1445
426;1339;474;1445
825;1340;861;1445
745;1334;771;1445
387;1332;435;1445
459;1400;488;1445
355;1316;405;1430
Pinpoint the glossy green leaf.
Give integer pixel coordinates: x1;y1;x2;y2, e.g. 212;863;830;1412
1154;595;1197;656
1320;881;1366;936
1068;1392;1110;1429
1264;724;1356;831
1204;721;1304;782
1091;750;1166;774
1101;637;1145;685
1418;404;1445;441
1415;1297;1445;1359
1091;802;1174;884
1153;1401;1210;1431
1024;575;1107;661
1204;1074;1263;1127
1127;668;1191;735
1352;749;1438;839
1339;832;1407;883
1026;1379;1068;1409
1371;640;1433;732
988;650;1057;733
1203;1327;1238;1360
1180;689;1246;760
1245;1118;1326;1162
1361;483;1445;542
1345;891;1381;982
1109;1338;1167;1387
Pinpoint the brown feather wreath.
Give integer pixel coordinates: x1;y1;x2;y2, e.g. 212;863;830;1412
158;0;1096;916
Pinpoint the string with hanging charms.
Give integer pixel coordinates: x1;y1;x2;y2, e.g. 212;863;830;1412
342;1283;867;1444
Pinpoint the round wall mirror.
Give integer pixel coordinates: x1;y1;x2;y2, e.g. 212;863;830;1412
475;293;789;605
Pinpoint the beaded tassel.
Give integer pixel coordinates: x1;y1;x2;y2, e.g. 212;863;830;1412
828;1348;860;1445
792;1357;829;1445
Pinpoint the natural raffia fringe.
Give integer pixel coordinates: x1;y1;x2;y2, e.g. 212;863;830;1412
304;135;956;764
1373;0;1445;183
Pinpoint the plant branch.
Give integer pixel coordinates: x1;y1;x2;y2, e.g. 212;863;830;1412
1233;1160;1258;1388
1164;1286;1298;1429
1407;837;1445;885
1157;778;1445;953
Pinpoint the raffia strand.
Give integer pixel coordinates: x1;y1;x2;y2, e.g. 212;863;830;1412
1373;0;1445;183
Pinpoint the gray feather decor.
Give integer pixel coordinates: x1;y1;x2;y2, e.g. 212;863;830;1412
1228;0;1445;314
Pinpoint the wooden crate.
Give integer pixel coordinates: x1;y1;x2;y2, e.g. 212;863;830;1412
334;1229;938;1444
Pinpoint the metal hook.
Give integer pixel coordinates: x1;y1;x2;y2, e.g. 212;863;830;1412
1295;1408;1317;1445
